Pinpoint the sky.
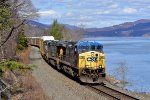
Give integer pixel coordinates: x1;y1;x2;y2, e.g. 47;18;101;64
31;0;150;28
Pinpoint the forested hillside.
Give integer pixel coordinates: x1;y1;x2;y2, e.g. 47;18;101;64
85;19;150;37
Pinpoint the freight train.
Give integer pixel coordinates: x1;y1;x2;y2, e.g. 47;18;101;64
29;36;106;83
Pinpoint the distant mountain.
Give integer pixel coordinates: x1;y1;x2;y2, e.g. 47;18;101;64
26;19;150;37
25;20;49;37
27;20;49;29
27;20;80;30
61;24;81;30
85;19;150;37
25;20;81;37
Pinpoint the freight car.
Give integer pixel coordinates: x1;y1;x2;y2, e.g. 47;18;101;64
29;36;106;83
28;37;41;47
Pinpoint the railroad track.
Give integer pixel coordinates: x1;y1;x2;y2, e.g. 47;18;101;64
87;84;139;100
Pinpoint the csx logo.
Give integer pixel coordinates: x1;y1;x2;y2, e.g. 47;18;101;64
87;57;97;62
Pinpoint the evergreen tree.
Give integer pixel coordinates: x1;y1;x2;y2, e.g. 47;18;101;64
17;28;28;51
49;20;63;40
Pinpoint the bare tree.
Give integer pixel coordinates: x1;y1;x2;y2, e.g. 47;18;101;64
62;28;73;41
10;0;39;20
0;0;38;61
66;24;85;41
116;61;128;88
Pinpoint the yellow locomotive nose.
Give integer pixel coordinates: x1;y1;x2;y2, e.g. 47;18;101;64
78;51;105;83
79;51;105;69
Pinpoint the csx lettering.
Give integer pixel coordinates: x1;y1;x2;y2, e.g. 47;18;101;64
87;57;97;62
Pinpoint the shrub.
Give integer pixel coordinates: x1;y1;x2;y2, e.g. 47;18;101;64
0;60;33;76
17;28;28;51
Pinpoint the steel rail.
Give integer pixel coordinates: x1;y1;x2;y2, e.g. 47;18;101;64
88;85;139;100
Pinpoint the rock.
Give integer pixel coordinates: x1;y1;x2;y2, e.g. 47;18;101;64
106;75;122;84
2;70;18;85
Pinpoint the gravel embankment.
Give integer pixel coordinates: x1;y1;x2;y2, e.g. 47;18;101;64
29;47;108;100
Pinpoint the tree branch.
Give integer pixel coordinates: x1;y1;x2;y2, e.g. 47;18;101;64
0;20;26;47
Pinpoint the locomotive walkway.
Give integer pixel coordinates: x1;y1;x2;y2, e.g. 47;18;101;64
29;46;108;100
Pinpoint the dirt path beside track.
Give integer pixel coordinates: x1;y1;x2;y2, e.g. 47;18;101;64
29;46;108;100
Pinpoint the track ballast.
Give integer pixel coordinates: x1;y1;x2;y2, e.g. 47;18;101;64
87;84;139;100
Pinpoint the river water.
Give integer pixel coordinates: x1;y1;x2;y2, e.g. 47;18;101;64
81;37;150;93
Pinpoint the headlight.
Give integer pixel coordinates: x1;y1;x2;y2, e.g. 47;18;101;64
85;65;89;68
99;65;102;68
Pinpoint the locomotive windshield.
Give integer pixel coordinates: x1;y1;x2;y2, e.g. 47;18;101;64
77;42;103;53
91;45;103;51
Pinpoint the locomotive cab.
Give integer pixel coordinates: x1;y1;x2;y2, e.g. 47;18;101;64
76;41;106;83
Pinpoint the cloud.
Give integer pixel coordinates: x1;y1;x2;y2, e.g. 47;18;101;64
76;22;94;27
123;8;137;14
64;12;73;17
37;10;60;17
32;0;150;28
110;4;119;8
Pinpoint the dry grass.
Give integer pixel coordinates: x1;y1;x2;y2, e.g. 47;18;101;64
14;47;46;100
19;73;46;100
17;46;31;65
